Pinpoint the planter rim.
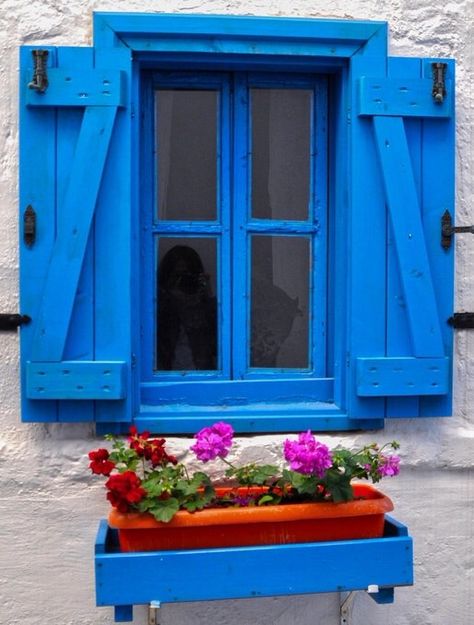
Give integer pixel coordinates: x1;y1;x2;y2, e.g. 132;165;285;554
108;483;393;529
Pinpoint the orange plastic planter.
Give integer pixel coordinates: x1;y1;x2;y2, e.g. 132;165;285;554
108;484;393;552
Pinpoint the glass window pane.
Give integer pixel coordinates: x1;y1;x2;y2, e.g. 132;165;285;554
251;89;311;221
156;238;218;371
251;236;309;368
156;90;217;220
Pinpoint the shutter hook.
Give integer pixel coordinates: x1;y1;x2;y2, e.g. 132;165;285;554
28;49;49;93
432;62;447;104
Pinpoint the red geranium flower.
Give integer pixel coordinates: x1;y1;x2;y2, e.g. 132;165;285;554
88;448;115;476
105;471;146;512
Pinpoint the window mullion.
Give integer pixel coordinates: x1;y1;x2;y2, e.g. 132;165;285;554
231;73;250;379
220;76;232;378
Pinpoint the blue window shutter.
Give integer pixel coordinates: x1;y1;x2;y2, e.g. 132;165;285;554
354;56;455;417
19;45;134;427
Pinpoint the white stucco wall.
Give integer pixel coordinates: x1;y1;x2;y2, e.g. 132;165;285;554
1;1;473;624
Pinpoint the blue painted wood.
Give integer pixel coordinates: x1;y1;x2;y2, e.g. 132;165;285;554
94;518;412;608
359;77;453;118
95;519;109;554
232;73;249;379
26;361;126;399
419;59;455;418
131;411;384;436
19;46;59;422
346;29;388;419
220;78;232;379
141;378;334;404
356;357;448;396
94;13;385;48
138;72;156;384
26;68;125;107
30;106;118;362
93;46;135;426
114;606;133;622
368;588;395;604
56;47;95;422
373;116;444;358
385;58;422;418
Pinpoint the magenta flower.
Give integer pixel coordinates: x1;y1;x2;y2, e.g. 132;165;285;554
283;431;333;477
378;455;400;477
191;421;234;462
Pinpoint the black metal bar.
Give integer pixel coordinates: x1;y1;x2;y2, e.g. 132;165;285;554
441;210;474;250
448;313;474;329
0;314;31;331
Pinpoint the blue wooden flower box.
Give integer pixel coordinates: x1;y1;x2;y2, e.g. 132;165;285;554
95;515;413;622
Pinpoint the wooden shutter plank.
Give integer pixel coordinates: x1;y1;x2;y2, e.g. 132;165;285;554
26;68;125;107
94;46;134;426
419;58;455;416
373;115;444;358
31;105;117;362
359;76;453;118
56;47;96;422
385;57;422;417
27;361;126;399
19;46;59;422
346;36;387;420
357;357;448;396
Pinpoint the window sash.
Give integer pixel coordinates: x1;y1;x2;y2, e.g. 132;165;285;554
140;70;330;406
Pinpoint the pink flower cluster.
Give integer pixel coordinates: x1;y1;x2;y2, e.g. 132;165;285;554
190;421;234;462
283;431;333;477
378;454;400;477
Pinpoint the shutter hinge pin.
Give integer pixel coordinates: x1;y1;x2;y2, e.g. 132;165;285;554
0;314;31;332
28;49;49;93
432;62;447;104
441;210;474;250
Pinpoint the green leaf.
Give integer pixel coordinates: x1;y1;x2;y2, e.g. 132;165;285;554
257;494;275;506
149;498;180;523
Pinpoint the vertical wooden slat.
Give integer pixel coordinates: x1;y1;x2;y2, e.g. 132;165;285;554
386;57;422;418
232;73;249;379
56;46;95;422
94;45;134;428
347;28;388;421
19;46;58;422
419;58;455;417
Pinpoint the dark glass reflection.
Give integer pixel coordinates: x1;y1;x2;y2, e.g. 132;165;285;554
156;239;217;371
251;236;309;368
251;89;311;221
156;90;217;221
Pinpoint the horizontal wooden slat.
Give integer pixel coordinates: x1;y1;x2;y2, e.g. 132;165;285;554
27;361;126;399
359;77;453;118
26;69;126;107
357;357;449;396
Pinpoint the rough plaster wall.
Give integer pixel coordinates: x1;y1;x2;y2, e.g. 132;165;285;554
0;1;473;624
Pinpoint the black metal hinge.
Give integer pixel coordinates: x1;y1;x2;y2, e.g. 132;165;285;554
448;313;474;329
0;314;31;331
441;210;474;250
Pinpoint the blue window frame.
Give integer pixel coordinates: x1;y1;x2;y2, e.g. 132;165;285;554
18;13;455;433
140;71;329;409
